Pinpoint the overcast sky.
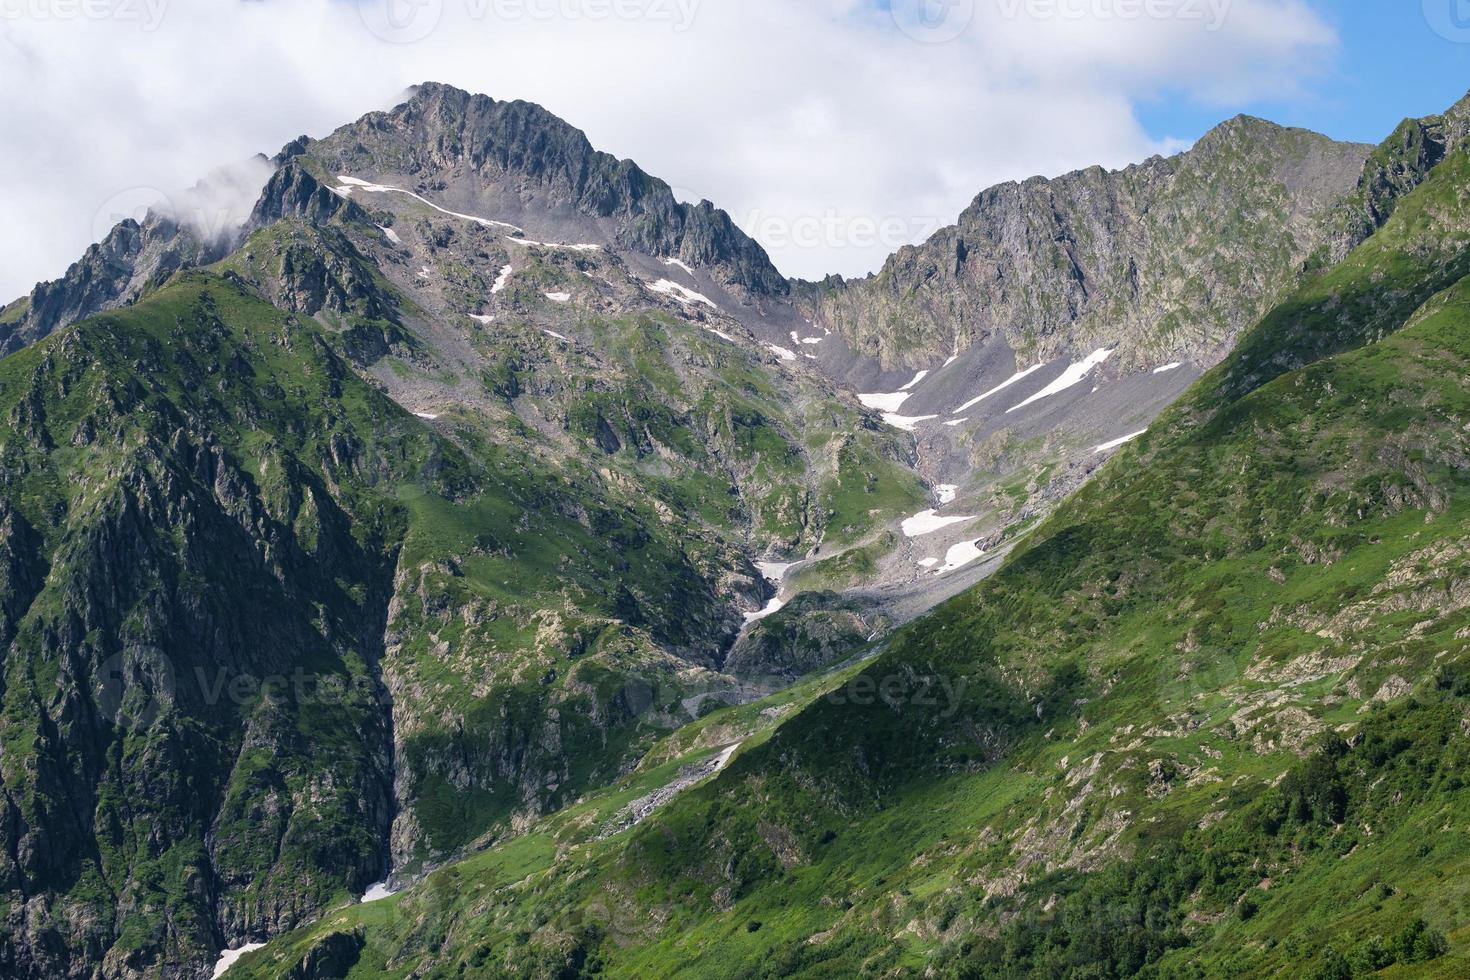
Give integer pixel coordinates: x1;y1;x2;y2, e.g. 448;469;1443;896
0;1;1460;299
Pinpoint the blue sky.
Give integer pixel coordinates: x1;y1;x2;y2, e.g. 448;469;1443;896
1138;3;1470;146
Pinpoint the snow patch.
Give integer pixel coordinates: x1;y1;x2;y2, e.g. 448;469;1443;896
1153;362;1183;375
953;363;1045;414
506;238;601;252
1007;349;1114;414
544;291;572;303
648;279;718;309
713;742;741;770
944;418;968;427
663;256;696;275
883;414;938;432
415;412;440;421
744;560;799;623
1094;429;1148;453
362;881;398;903
766;344;799;362
935;540;985;575
469;314;494;325
861;368;933;417
936;484;959;505
378;225;401;245
490;264;513;294
544;330;569;342
211;944;267;979
902;510;976;538
858;391;913;414
917;557;940;569
756;561;798;582
744;595;787;623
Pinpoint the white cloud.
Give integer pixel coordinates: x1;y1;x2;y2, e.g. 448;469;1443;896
0;0;1336;300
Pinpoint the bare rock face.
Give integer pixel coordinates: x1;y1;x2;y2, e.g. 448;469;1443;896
0;214;215;356
302;82;789;297
806;116;1376;371
247;159;363;232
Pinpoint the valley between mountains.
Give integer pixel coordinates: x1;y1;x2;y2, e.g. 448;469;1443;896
1;82;1469;979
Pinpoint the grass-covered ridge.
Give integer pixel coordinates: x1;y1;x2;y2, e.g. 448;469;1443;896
0;296;27;326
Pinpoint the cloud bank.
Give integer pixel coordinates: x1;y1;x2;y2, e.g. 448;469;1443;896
0;0;1336;298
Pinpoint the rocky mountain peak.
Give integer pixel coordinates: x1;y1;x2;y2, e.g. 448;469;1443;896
302;82;789;296
807;113;1374;370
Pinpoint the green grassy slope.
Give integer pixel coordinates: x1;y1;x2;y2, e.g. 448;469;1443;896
0;240;925;975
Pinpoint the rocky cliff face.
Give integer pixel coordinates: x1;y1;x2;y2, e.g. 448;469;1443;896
1320;91;1470;265
806;116;1374;371
0;214;217;356
1;160;274;357
0;141;924;977
0;281;413;977
302;82;789;297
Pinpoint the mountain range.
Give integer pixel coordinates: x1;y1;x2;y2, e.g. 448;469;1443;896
0;82;1468;979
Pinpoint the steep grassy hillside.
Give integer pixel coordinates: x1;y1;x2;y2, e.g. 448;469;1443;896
0;252;925;977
